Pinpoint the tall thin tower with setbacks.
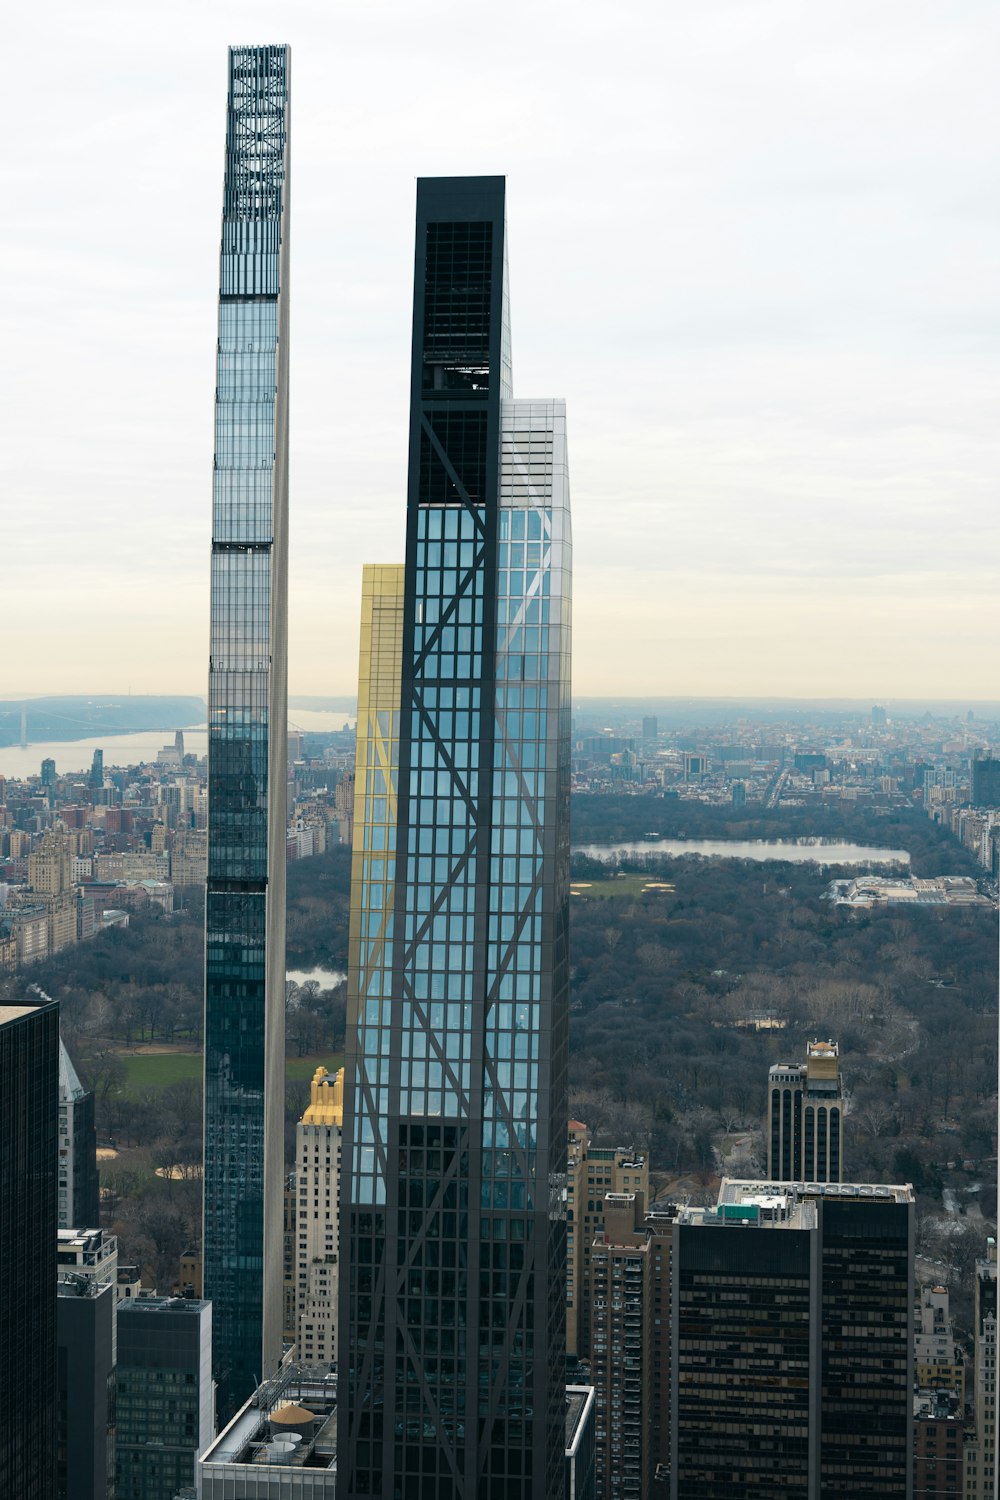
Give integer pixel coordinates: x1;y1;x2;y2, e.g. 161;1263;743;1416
202;43;290;1425
339;176;573;1500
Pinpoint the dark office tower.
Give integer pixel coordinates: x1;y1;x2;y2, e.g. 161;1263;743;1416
117;1297;214;1500
202;42;290;1423
56;1273;116;1500
339;176;572;1500
59;1035;100;1230
970;1246;997;1496
0;997;59;1500
672;1181;913;1499
90;749;103;789
972;751;1000;807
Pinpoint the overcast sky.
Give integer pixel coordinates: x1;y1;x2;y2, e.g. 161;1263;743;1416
5;0;997;702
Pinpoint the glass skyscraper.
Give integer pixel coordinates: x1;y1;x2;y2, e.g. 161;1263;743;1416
339;177;572;1500
202;42;290;1423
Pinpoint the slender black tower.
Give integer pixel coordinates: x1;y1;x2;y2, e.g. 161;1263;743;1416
202;42;290;1423
339;177;572;1500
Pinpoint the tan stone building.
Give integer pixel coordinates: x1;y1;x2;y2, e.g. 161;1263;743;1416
567;1124;648;1360
295;1066;344;1367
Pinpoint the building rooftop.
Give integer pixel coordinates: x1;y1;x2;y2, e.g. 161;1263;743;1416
300;1066;344;1127
565;1384;595;1457
119;1295;209;1316
58;1272;114;1300
682;1179;915;1230
200;1365;338;1475
0;1001;46;1024
719;1178;914;1205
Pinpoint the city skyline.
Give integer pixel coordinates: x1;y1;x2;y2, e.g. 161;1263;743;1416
5;2;998;702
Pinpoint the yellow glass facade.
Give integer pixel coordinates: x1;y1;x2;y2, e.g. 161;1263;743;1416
347;563;404;1102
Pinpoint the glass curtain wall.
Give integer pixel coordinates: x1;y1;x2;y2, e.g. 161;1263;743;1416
339;177;571;1500
203;43;290;1424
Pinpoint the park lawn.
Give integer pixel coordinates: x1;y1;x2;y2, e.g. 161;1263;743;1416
570;872;676;901
286;1052;344;1083
117;1051;344;1098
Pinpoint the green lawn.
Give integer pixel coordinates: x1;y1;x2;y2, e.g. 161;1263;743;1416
287;1053;344;1083
570;872;676;901
116;1050;344;1098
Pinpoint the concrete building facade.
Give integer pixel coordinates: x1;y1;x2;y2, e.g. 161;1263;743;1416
295;1066;343;1367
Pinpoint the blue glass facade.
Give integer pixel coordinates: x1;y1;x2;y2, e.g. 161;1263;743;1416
340;178;571;1500
203;43;290;1423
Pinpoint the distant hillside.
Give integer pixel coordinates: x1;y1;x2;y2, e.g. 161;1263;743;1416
0;696;205;748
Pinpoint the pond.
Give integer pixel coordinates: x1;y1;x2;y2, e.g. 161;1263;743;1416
572;837;910;866
287;966;346;989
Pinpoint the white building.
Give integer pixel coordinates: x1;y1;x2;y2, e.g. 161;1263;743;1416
295;1067;343;1367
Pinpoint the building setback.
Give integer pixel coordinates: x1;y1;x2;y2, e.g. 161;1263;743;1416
0;998;59;1500
202;41;290;1422
338;176;572;1500
671;1181;914;1499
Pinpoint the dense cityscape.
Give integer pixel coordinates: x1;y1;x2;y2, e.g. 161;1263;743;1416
1;25;996;1500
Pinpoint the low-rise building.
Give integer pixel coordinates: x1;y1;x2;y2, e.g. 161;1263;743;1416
198;1365;338;1497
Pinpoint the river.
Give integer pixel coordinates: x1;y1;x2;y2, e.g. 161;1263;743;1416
572;837;910;866
0;708;356;779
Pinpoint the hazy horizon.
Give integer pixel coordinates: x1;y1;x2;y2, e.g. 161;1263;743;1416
4;689;1000;720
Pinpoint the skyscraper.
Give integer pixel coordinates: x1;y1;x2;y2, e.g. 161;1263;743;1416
767;1040;845;1183
0;997;59;1500
202;42;290;1422
116;1297;213;1500
339;177;572;1500
671;1180;914;1498
967;1245;997;1500
56;1271;116;1500
295;1065;344;1367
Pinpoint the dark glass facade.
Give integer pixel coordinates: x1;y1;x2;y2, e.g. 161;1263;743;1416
116;1297;213;1500
57;1276;116;1500
673;1222;816;1496
671;1186;913;1499
0;998;59;1500
203;42;290;1423
339;177;572;1500
819;1200;912;1496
